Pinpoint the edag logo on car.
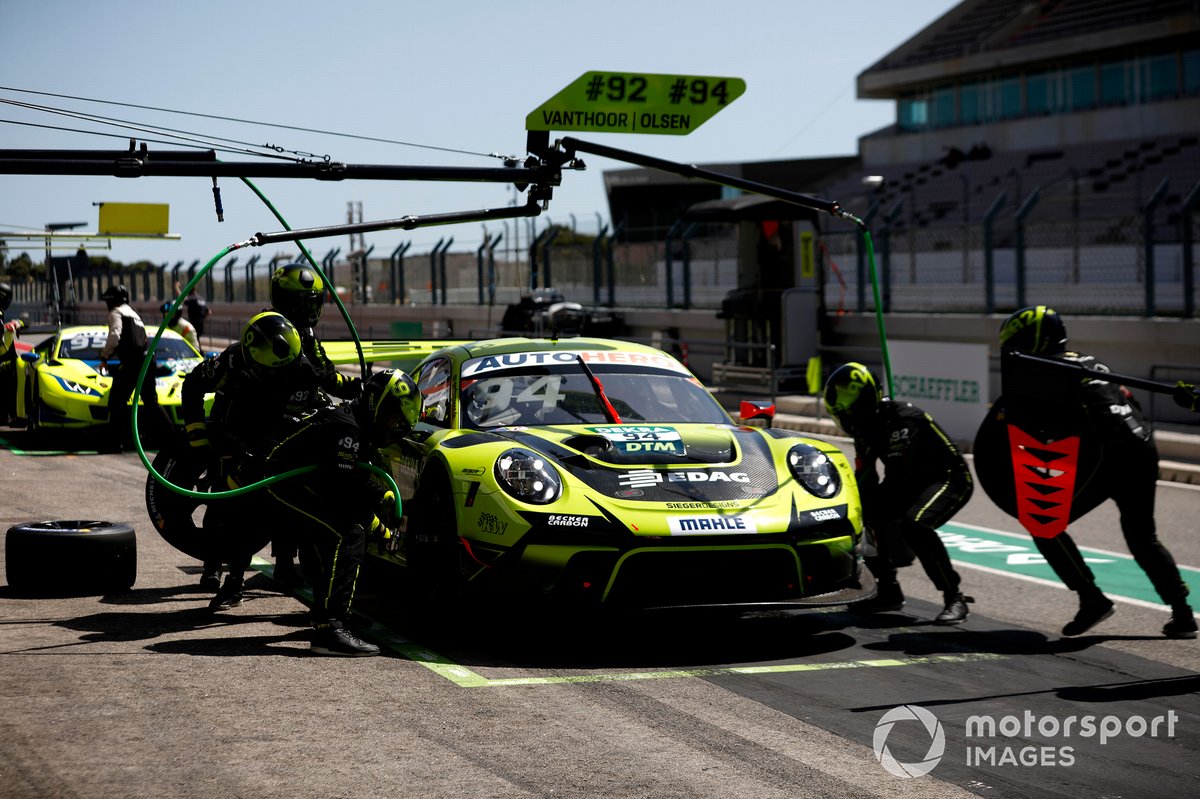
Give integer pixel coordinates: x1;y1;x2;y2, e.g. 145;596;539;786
617;469;750;489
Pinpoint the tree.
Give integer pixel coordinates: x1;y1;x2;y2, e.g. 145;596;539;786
1;252;36;282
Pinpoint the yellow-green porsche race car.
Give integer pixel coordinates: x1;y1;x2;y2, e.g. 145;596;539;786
372;336;874;610
15;324;204;431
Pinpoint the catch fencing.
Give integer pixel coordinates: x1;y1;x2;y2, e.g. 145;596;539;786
6;181;1198;320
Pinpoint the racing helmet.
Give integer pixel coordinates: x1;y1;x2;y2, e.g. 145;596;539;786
0;282;11;313
100;284;129;309
240;311;302;375
270;262;326;328
361;369;421;443
160;301;183;326
822;362;881;437
999;305;1067;354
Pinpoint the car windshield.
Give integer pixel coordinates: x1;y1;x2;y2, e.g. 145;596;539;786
57;330;198;362
459;353;730;430
56;331;109;360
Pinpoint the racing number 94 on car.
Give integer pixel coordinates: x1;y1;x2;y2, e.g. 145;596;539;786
369;336;874;610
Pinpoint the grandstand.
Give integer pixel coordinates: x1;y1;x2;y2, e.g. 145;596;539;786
603;0;1200;316
818;133;1200;236
837;0;1200;236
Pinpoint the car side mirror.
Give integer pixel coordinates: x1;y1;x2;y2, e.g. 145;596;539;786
739;400;775;427
19;352;40;363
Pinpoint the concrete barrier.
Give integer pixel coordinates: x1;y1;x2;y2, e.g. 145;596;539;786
765;395;1200;486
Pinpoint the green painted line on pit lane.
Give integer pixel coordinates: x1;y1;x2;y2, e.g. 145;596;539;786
938;521;1200;608
0;436;159;457
0;436;97;456
436;653;1006;689
249;557;1004;688
368;628;1006;688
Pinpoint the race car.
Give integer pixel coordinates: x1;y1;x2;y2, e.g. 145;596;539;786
15;324;205;431
370;336;872;610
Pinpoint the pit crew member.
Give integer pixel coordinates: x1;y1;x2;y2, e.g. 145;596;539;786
234;368;420;656
999;305;1196;638
824;362;975;624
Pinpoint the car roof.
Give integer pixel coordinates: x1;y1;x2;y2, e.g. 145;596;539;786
57;324;185;341
448;336;676;362
53;325;194;356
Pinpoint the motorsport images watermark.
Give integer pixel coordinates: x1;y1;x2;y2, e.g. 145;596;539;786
873;704;1180;777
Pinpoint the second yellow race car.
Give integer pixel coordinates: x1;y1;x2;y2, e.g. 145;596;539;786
15;324;205;431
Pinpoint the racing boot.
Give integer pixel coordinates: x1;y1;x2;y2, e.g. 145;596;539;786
1062;591;1114;636
1163;602;1198;639
199;561;222;592
272;557;304;589
310;622;380;657
934;592;973;625
209;573;244;611
851;580;905;614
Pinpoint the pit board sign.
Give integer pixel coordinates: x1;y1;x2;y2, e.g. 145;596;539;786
527;72;745;135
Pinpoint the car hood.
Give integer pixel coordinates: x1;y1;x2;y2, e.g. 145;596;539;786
459;423;791;503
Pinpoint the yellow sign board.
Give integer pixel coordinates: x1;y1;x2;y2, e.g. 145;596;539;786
527;72;745;135
800;230;815;279
97;203;170;236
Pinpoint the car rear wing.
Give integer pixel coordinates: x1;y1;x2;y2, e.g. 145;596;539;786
321;339;471;374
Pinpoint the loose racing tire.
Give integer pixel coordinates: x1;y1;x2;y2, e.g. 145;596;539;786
5;520;137;596
973;398;1107;526
145;445;272;564
146;445;208;560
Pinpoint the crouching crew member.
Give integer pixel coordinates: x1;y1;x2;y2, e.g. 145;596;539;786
824;362;975;624
234;368;421;656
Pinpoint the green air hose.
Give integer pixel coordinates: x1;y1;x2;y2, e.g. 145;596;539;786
862;229;895;398
130;176;400;511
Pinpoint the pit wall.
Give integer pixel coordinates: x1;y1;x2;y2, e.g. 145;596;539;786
198;302;1197;406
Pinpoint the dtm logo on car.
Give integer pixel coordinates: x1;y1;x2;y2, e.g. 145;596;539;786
618;469;749;489
667;515;758;535
589;425;684;455
623;441;683;454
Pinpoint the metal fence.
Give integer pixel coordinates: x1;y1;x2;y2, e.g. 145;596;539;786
823;179;1200;317
6;186;1198;318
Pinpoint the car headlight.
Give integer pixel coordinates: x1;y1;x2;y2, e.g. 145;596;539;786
494;448;562;505
787;444;840;499
52;375;102;397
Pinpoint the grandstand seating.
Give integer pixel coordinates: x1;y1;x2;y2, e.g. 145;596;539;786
816;133;1200;238
870;0;1197;71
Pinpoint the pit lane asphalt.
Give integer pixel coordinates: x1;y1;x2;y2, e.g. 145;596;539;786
1;427;1198;799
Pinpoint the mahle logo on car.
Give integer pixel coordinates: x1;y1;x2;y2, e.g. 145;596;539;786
667;515;758;534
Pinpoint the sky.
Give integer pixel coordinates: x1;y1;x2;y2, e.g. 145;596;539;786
1;0;956;272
